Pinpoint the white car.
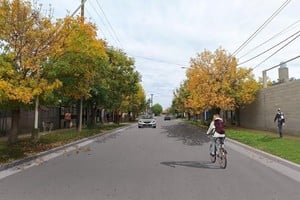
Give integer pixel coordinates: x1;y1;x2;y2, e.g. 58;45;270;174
138;115;156;128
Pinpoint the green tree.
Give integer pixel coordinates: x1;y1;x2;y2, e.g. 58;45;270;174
171;80;190;117
152;103;163;116
105;47;141;124
50;16;108;131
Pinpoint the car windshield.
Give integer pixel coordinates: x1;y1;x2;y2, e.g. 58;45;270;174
141;115;153;119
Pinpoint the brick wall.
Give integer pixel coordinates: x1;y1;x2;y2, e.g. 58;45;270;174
240;79;300;136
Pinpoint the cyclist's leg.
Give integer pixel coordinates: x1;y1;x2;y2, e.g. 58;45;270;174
219;137;226;154
220;137;225;145
210;137;216;155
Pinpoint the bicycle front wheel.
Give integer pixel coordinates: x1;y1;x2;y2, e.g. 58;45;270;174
218;148;227;169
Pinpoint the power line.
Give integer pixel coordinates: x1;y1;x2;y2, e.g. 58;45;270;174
94;0;123;48
86;0;123;48
263;54;300;72
238;29;300;66
80;2;184;67
238;20;300;60
253;32;300;70
232;0;291;56
85;4;121;47
85;6;117;43
133;55;186;66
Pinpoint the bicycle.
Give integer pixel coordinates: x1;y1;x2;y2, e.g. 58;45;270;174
209;137;227;169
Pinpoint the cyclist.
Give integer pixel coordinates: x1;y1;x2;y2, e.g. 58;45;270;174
206;113;226;156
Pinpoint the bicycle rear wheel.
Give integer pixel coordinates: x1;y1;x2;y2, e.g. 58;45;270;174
218;148;227;169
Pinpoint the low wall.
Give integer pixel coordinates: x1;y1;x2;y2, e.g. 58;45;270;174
240;79;300;136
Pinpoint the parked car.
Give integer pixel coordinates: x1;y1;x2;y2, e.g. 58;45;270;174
138;115;156;128
164;115;171;120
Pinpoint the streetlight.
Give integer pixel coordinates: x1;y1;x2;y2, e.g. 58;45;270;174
150;94;154;108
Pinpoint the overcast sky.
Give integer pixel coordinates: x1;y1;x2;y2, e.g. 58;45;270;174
37;0;300;109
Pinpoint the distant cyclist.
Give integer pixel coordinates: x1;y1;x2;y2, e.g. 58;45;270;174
206;113;226;156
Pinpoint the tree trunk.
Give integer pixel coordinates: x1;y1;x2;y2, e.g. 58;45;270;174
89;104;97;128
8;108;20;145
32;96;39;142
188;112;191;121
100;109;104;124
236;108;241;126
113;111;120;125
78;98;83;132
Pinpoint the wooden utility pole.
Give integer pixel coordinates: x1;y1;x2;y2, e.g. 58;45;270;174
81;0;85;18
78;0;86;132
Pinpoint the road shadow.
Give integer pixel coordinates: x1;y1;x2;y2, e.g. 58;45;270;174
160;160;221;169
161;122;210;146
94;131;121;144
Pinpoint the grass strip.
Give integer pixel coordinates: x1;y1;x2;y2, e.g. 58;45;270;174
227;129;300;164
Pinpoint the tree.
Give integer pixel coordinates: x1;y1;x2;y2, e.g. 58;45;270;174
185;48;261;122
171;80;190;117
121;83;146;121
85;83;110;127
152;103;163;116
50;16;108;131
0;0;64;143
105;47;141;124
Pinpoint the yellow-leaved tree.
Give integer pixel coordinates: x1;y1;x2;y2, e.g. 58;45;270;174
0;0;65;143
185;48;261;124
121;83;146;121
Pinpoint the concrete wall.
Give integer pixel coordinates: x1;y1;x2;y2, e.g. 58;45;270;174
240;79;300;136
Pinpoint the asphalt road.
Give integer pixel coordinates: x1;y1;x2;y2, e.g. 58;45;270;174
0;117;299;200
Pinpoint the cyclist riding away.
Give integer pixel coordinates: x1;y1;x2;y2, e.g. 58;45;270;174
206;113;226;156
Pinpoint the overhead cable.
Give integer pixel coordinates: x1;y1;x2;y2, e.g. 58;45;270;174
238;29;300;66
85;7;107;39
252;32;300;70
133;55;186;66
232;0;291;56
263;55;300;72
238;20;300;60
86;5;117;44
95;0;123;48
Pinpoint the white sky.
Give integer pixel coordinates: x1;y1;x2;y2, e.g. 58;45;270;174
37;0;300;109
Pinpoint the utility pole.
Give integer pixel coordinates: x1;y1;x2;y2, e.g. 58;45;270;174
70;0;87;17
150;94;154;108
78;0;86;132
81;0;85;18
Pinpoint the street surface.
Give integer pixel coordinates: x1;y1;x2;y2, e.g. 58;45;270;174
0;117;299;200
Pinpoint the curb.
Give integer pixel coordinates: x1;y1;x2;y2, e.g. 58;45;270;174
0;124;133;172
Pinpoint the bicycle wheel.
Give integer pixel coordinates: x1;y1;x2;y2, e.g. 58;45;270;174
218;148;227;169
209;143;216;163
